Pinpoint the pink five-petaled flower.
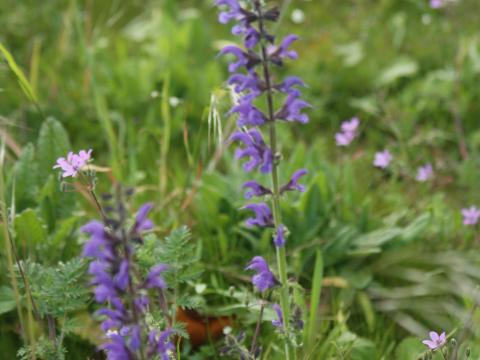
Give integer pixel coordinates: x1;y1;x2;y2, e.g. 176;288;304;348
53;149;92;178
373;150;393;169
422;331;446;350
416;163;434;182
462;206;480;226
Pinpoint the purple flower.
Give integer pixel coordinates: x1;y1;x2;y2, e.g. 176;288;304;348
461;206;480;226
101;333;131;360
274;76;306;96
230;98;266;127
81;221;113;260
228;72;263;94
53;149;92;178
245;256;278;292
145;264;168;289
268;35;300;63
416;163;434;182
114;260;130;291
275;94;311;124
133;202;154;232
373;150;393;169
422;331;446;350
280;169;307;193
156;329;175;360
243;203;274;228
335;117;360;147
242;180;272;199
272;303;283;328
273;224;286;247
230;129;273;173
215;0;242;24
430;0;450;8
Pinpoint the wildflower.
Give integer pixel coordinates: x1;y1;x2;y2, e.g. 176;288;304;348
280;169;308;193
373;150;393;169
271;303;283;328
275;94;311;124
230;129;273;173
416;163;434;182
273;224;286;247
422;331;446;350
245;256;278;292
133;202;154;232
242;180;272;199
461;206;480;226
243;203;274;228
335;117;360;147
53;149;92;178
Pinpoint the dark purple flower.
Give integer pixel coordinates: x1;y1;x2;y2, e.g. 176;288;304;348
272;303;283;328
280;169;307;193
243;203;274;228
242;180;272;199
273;224;286;247
230;129;273;173
101;333;131;360
133;202;154;232
220;46;250;72
130;325;142;351
114;260;130;290
275;94;311;124
268;35;300;63
245;256;278;292
145;264;168;289
230;99;266;127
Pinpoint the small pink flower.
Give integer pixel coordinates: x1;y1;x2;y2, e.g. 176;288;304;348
335;117;360;147
373;150;393;169
422;331;446;350
53;149;92;178
416;163;434;182
462;206;480;226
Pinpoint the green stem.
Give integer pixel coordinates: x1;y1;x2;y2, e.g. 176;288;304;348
253;1;293;359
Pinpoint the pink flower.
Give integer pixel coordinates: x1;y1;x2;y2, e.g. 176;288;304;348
335;117;360;147
422;331;446;350
373;150;393;169
416;163;434;182
53;149;92;178
462;206;480;226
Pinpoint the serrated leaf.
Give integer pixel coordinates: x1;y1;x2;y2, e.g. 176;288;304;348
15;208;47;246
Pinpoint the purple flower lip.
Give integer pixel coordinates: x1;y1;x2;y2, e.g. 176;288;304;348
271;303;283;328
279;169;307;194
243;202;274;228
242;180;272;199
230;129;273;173
461;206;480;226
422;331;446;350
245;256;278;292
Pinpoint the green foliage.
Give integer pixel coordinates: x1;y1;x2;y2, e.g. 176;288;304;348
17;336;66;360
18;258;89;318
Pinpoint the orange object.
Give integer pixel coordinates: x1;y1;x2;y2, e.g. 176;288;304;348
175;308;234;347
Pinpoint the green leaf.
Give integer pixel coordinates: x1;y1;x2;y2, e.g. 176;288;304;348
10;143;38;210
376;57;418;87
36;117;70;181
15;208;47;247
0;43;38;103
0;286;16;315
306;249;323;348
395;337;425;360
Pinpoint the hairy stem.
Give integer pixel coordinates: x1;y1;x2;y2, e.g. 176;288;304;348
253;1;292;359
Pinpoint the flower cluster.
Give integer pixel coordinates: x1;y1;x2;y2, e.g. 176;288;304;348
53;149;92;178
82;201;173;359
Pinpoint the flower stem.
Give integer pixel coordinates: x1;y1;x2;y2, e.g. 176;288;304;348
253;1;292;358
250;300;265;356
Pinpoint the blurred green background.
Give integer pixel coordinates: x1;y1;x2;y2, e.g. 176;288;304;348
1;0;480;358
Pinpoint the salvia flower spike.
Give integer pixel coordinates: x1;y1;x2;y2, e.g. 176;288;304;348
215;0;310;357
82;197;173;359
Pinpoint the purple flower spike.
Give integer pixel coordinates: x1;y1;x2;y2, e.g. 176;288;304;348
53;149;92;178
280;169;308;193
373;150;393;169
416;163;434;182
243;202;274;228
275;94;311;124
134;202;154;232
462;206;480;226
274;224;286;247
245;256;278;292
242;180;272;199
145;264;168;289
272;303;283;328
422;331;446;350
